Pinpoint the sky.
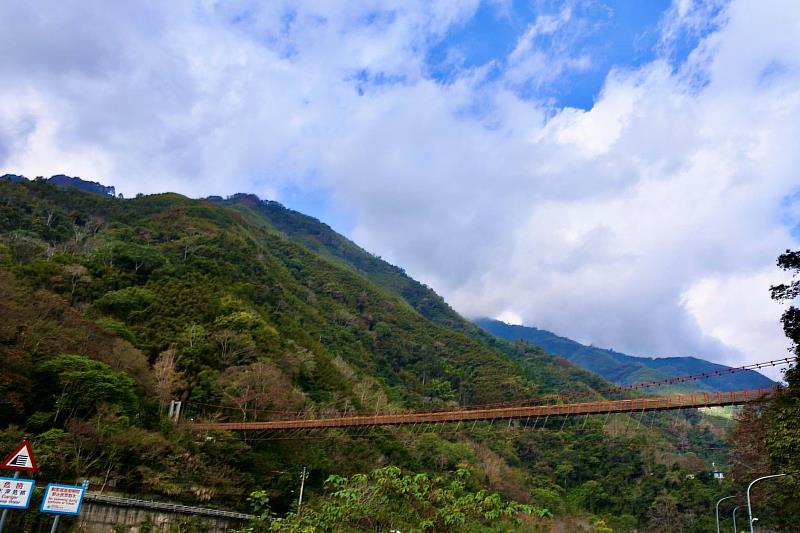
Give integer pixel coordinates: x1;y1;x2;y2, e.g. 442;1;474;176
1;0;799;380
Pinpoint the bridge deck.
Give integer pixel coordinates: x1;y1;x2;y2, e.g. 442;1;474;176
193;388;772;432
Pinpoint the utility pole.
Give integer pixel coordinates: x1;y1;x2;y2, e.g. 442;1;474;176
297;467;309;515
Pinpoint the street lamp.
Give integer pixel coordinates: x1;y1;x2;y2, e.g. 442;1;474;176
732;506;739;533
746;472;792;533
715;495;735;533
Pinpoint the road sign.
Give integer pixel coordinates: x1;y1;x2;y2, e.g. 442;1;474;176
0;440;37;472
0;477;35;510
40;484;86;515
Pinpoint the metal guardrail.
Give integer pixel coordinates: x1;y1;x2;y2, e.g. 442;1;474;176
83;492;253;521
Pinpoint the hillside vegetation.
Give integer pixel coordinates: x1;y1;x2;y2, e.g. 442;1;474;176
0;177;737;532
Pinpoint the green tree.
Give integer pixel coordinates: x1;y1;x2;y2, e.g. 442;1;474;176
763;249;800;525
94;286;155;322
728;249;800;530
771;249;800;380
246;466;547;532
34;354;139;421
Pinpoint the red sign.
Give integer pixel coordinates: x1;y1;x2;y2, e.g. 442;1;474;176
0;440;38;472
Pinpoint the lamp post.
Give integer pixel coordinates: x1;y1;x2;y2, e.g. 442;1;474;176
716;495;735;533
732;506;739;533
746;473;791;533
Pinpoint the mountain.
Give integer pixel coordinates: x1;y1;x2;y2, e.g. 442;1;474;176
47;174;116;196
2;173;116;196
209;194;600;388
475;318;775;392
215;195;774;395
0;177;735;530
213;194;482;333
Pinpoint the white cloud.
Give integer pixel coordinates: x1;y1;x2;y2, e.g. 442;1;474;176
496;310;523;326
0;0;798;377
504;6;592;90
682;269;792;380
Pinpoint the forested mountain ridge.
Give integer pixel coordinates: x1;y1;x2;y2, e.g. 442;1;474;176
476;319;775;393
211;193;615;393
0;177;737;531
211;195;774;394
215;194;500;338
2;173;116;196
0;179;563;409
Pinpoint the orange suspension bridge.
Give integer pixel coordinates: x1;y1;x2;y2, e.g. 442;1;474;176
190;357;791;434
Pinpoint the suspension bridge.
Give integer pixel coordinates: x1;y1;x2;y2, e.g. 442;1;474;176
191;357;790;434
193;388;773;432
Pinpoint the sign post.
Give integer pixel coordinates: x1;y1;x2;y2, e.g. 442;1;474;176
0;440;38;533
40;483;86;533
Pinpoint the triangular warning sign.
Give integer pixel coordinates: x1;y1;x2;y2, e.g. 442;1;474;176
1;439;37;472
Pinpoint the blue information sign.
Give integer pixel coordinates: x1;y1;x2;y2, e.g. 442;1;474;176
0;476;35;510
40;483;85;515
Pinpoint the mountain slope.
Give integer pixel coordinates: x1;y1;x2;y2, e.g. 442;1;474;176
216;195;493;336
212;195;633;394
0;177;734;530
1;178;563;508
213;195;774;393
476;318;775;392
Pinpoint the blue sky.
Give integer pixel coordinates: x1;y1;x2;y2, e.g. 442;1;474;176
428;0;673;109
1;0;799;379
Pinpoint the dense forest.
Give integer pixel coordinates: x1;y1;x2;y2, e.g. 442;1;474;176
0;177;796;532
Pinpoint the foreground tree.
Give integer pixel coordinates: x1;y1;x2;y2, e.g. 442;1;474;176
728;249;800;530
242;466;550;532
771;249;800;380
767;250;800;468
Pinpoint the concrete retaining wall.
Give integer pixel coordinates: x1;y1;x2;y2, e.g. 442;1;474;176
73;493;252;533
